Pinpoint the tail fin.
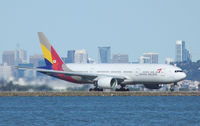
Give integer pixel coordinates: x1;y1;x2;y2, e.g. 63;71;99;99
38;32;72;72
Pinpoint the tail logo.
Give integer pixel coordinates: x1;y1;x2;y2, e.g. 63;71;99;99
38;32;72;72
157;68;162;73
53;60;57;63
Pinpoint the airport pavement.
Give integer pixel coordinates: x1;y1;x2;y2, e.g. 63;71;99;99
0;91;200;96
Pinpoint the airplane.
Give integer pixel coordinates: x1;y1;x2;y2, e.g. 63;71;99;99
17;32;186;91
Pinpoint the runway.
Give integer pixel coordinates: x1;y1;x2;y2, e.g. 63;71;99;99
0;91;200;96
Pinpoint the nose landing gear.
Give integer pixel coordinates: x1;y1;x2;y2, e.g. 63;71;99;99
170;82;177;92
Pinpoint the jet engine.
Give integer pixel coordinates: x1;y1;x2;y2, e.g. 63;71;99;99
97;77;118;89
144;84;162;89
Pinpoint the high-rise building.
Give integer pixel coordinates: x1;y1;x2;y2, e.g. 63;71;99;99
2;48;27;66
29;54;43;67
15;48;27;64
140;52;159;64
185;49;192;62
98;47;111;63
2;51;15;66
67;50;75;63
140;56;150;64
74;49;88;63
61;57;68;63
112;54;129;63
176;40;191;62
176;40;185;62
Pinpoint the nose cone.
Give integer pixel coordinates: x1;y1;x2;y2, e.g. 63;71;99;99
181;72;187;80
175;72;187;82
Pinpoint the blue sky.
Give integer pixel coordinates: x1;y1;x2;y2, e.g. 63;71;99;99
0;0;200;63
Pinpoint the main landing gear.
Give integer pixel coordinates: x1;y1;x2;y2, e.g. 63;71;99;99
170;82;177;92
89;82;103;91
115;85;129;91
89;88;103;91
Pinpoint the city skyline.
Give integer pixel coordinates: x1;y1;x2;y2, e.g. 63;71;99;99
1;40;193;65
0;0;200;63
0;35;197;64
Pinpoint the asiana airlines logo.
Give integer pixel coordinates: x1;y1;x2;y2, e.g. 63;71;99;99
53;60;56;63
157;68;162;73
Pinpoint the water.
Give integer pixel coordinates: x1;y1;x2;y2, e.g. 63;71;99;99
0;96;199;126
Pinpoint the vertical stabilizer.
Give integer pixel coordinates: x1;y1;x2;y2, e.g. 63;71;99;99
38;32;72;72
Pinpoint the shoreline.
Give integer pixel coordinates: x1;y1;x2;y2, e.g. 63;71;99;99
0;91;199;96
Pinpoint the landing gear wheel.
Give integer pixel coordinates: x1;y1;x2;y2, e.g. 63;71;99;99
98;88;103;91
89;82;103;92
170;82;177;92
170;85;175;92
170;87;174;92
89;88;103;92
115;85;129;91
89;88;94;91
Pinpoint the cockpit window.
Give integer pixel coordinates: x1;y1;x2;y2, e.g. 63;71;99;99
175;70;183;73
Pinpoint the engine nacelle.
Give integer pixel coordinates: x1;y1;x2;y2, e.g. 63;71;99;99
144;84;162;89
97;77;118;89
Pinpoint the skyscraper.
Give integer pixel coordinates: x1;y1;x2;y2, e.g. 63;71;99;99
176;40;185;62
98;47;111;63
140;52;159;64
2;51;15;66
74;49;88;63
112;54;129;63
67;50;75;63
15;48;27;64
185;49;192;62
2;48;27;66
140;56;150;64
176;40;191;62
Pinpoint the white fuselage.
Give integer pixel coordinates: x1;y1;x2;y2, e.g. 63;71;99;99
66;64;186;85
